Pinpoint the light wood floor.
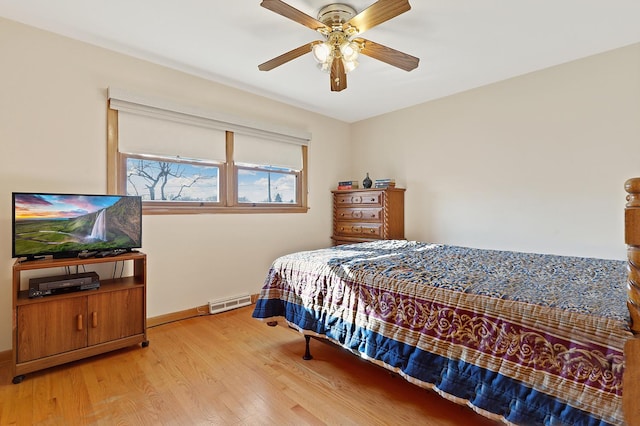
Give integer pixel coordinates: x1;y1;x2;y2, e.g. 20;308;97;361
0;306;498;425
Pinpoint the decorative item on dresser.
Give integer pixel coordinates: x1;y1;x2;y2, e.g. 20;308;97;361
332;187;405;245
362;173;372;189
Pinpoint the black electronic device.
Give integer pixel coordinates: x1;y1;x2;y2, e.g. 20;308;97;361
12;192;142;261
28;271;100;298
78;251;98;259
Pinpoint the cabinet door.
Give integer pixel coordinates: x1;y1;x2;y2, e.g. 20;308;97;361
87;288;144;346
17;298;88;363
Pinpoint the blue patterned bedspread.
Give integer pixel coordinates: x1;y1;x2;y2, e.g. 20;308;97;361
252;240;632;425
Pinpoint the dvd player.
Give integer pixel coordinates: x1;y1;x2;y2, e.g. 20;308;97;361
28;271;100;298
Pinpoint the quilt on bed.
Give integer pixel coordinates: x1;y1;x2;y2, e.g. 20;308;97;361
252;240;632;425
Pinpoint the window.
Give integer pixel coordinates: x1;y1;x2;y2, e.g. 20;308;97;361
107;88;310;214
237;164;298;205
124;155;221;204
233;132;303;207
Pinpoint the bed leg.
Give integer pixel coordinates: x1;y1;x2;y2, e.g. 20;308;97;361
303;335;313;360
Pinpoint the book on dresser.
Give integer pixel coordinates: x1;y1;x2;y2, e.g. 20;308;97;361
337;180;360;190
374;178;396;188
331;187;405;245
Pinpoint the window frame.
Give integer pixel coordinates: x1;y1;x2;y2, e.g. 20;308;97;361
235;163;302;208
120;153;225;208
107;105;309;215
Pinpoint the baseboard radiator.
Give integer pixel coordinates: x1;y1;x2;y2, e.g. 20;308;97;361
209;294;252;314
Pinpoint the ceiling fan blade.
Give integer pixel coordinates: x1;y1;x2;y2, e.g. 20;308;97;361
258;42;320;71
346;0;411;34
260;0;329;32
356;38;419;71
330;59;347;92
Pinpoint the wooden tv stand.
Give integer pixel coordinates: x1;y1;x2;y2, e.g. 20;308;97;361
11;252;148;384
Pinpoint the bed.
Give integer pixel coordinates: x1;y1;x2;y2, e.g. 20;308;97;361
252;178;640;426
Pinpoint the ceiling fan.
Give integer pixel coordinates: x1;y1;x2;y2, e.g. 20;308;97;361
258;0;420;92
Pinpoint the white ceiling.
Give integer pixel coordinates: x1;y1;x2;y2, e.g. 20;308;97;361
1;1;639;123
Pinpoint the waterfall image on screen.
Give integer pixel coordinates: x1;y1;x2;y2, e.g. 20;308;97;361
89;209;106;241
12;193;142;258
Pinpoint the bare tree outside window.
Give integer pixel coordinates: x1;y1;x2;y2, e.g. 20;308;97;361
126;157;219;202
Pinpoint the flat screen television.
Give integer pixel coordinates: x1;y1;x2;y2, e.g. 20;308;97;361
12;192;142;260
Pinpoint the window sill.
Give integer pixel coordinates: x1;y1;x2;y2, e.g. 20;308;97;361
142;205;309;215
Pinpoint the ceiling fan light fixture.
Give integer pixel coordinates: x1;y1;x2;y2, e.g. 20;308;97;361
317;59;332;73
340;41;360;62
343;58;359;73
312;42;332;63
259;0;419;92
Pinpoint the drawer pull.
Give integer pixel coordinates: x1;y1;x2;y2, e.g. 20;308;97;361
369;229;376;233
370;198;376;202
92;311;98;328
77;314;83;331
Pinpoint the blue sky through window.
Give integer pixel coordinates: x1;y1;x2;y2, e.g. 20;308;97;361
126;158;218;201
238;168;296;203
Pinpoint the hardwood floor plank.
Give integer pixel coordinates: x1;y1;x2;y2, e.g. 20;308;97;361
0;374;34;425
0;306;497;425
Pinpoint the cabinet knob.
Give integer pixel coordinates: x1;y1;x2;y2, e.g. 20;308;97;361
92;311;98;328
370;198;376;202
77;314;83;331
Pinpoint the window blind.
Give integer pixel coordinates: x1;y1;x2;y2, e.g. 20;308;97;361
108;87;311;146
117;110;226;161
234;133;303;170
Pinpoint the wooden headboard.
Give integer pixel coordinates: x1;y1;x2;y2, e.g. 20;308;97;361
624;177;640;424
626;177;640;334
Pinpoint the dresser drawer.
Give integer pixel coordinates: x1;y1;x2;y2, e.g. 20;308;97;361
335;222;382;238
335;191;383;206
335;208;381;221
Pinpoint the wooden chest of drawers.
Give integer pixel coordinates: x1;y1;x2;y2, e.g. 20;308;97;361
331;187;405;245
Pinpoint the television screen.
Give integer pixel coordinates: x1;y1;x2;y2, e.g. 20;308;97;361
12;192;142;259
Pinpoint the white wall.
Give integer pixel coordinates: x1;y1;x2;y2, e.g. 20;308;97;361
352;43;640;260
0;18;351;352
